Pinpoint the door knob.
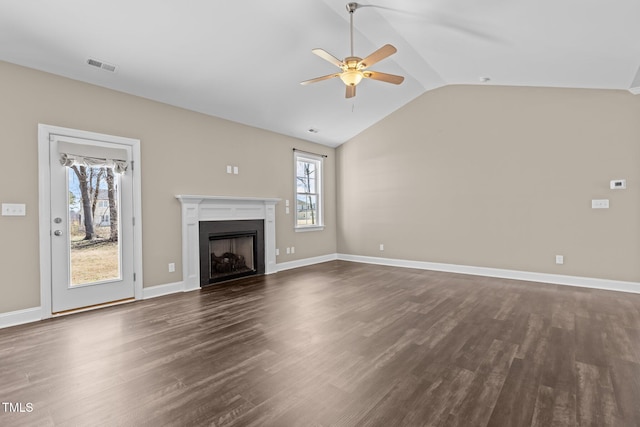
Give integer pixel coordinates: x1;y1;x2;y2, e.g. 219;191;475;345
53;230;63;236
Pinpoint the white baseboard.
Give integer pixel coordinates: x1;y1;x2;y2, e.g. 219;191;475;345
142;281;187;299
0;307;42;329
276;253;338;272
142;254;339;299
4;254;636;330
337;254;640;294
0;281;188;329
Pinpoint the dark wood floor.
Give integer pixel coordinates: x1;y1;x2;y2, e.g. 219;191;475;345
1;261;640;426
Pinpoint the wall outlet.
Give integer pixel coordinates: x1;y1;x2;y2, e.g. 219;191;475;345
2;203;26;216
555;255;564;265
285;207;290;214
286;247;291;254
168;262;175;272
276;248;280;256
233;166;239;175
226;165;232;174
379;244;384;251
291;246;295;254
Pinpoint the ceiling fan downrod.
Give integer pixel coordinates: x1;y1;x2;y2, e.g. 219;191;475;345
346;3;359;57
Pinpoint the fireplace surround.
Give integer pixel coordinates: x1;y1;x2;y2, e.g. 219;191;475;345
176;195;280;291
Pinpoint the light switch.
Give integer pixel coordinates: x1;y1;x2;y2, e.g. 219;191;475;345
233;166;239;175
226;165;232;174
2;203;26;216
610;179;626;190
592;199;609;209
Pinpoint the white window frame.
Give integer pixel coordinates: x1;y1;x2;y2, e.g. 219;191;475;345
294;151;324;232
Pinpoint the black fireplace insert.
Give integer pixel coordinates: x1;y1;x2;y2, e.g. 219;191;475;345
199;220;265;286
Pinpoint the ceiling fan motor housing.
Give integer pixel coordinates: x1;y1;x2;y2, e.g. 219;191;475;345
342;57;363;70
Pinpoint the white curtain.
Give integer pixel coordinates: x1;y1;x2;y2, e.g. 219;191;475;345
57;139;129;174
59;153;128;174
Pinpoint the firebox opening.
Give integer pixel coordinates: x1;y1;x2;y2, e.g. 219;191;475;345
199;219;265;286
209;232;256;282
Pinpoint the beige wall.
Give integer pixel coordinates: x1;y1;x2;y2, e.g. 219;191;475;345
3;59;639;315
337;85;640;282
0;61;336;314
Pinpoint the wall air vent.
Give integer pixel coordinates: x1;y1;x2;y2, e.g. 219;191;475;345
86;58;117;72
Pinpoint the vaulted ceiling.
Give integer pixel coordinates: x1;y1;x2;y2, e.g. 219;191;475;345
2;0;640;147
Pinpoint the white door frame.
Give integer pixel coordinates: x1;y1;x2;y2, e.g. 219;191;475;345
38;124;143;319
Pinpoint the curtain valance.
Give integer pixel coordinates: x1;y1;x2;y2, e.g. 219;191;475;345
57;140;129;174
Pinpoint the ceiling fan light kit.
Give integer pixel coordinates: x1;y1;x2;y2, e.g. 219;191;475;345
301;2;404;98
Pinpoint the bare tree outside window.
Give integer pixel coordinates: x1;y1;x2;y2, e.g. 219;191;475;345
71;165;95;240
106;168;118;241
68;165;120;284
295;153;323;228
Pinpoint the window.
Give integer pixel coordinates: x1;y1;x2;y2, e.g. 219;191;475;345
294;151;323;231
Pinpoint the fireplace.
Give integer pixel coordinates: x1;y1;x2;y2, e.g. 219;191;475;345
210;233;255;281
199;219;265;286
176;195;280;292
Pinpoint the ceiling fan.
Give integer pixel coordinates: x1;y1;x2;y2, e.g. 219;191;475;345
301;2;404;99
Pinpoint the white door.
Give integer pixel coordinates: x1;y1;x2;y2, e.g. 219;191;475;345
49;134;135;313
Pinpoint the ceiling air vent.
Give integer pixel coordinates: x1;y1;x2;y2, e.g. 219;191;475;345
86;58;117;72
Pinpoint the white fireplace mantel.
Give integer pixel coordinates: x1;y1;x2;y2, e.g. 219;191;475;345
176;195;281;291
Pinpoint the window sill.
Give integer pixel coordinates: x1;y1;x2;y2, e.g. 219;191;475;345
295;226;325;233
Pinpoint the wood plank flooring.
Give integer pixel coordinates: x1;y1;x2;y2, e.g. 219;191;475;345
1;260;640;426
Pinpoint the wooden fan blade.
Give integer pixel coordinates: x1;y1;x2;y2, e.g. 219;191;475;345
312;48;344;68
363;70;404;85
345;85;356;98
358;44;397;69
300;73;340;85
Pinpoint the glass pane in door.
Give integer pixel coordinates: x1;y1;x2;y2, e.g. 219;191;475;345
67;165;121;286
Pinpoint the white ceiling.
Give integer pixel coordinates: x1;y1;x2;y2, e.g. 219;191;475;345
2;0;640;147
